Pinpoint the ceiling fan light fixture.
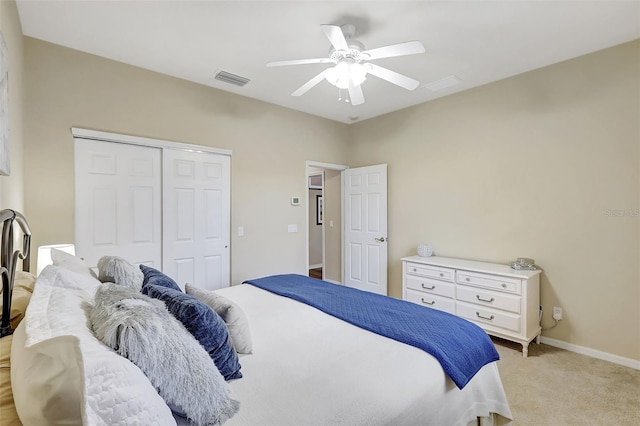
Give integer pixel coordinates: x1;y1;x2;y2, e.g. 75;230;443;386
325;61;368;89
270;24;425;104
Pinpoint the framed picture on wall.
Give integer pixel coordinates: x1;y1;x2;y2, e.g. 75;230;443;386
316;195;323;225
0;31;9;176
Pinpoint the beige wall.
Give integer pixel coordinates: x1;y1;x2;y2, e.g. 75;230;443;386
0;1;24;211
348;40;640;361
23;37;349;285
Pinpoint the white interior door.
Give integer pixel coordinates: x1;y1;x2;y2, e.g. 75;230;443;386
74;139;162;268
163;149;230;290
343;164;388;295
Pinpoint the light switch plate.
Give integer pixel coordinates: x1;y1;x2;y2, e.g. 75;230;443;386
287;224;298;233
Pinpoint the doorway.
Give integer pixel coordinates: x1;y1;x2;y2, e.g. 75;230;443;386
306;161;347;284
308;172;323;278
305;161;388;294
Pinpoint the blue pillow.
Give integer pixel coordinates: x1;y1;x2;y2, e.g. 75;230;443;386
140;265;182;292
142;284;242;381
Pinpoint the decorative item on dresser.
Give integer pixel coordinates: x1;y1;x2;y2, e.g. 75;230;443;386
417;243;433;257
402;255;542;357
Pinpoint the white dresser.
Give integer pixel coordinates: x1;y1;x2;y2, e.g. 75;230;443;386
402;255;542;357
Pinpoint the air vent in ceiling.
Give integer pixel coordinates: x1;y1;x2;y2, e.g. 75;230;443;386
213;70;251;87
423;75;462;92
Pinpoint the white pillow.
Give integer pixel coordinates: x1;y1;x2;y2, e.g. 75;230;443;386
51;248;98;279
13;266;176;425
186;284;253;354
34;265;101;301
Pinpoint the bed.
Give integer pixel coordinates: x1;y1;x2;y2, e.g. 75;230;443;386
0;209;513;425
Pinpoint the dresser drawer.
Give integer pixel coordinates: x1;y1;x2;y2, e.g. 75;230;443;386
406;262;454;282
406;289;455;314
405;275;455;298
456;301;521;333
456;271;521;294
456;285;521;314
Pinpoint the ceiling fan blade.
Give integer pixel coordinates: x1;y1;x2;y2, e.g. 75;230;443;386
267;58;333;67
321;24;349;51
362;40;425;60
366;63;420;91
348;80;365;106
292;69;329;97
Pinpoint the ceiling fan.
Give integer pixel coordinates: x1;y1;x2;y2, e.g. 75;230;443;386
267;24;425;106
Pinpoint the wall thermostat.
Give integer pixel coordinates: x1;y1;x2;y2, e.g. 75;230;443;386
291;197;300;206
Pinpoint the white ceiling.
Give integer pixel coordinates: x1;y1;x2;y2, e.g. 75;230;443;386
16;1;640;124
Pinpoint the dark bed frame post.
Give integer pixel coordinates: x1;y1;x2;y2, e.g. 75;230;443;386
0;209;31;337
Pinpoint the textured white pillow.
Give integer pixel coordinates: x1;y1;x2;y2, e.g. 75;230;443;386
97;255;144;291
15;266;176;425
186;284;253;354
35;265;101;297
51;248;98;279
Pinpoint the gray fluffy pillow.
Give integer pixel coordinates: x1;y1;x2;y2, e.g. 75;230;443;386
89;283;239;426
97;256;144;291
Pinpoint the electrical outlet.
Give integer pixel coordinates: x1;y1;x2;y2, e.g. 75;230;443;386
553;306;563;321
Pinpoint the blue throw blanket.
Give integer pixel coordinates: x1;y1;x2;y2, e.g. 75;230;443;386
244;274;499;389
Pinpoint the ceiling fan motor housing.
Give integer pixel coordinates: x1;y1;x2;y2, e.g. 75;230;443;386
329;39;366;62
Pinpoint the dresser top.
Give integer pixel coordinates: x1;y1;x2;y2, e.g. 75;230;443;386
401;255;542;279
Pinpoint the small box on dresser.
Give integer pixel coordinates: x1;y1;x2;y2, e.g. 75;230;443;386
402;256;542;357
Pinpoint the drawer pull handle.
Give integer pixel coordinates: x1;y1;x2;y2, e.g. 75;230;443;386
476;295;495;303
421;283;436;290
465;277;470;281
476;312;494;321
412;268;417;272
439;273;444;277
421;298;435;305
501;283;507;288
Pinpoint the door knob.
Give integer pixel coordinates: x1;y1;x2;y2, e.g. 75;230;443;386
374;237;386;242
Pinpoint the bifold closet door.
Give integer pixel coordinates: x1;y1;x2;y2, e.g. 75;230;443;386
74;139;162;268
162;149;230;290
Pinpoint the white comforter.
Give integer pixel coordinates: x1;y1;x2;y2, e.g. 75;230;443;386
192;284;513;426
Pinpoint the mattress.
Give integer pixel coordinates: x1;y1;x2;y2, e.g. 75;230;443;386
174;284;513;426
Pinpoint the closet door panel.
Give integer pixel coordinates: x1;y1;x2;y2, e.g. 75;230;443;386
163;149;230;290
75;139;162;268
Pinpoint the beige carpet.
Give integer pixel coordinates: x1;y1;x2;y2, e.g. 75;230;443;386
493;338;640;425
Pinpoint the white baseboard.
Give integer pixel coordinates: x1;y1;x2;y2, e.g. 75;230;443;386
540;336;640;370
309;264;323;269
324;279;342;285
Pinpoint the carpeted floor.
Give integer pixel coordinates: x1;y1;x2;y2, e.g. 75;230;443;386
493;337;640;425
